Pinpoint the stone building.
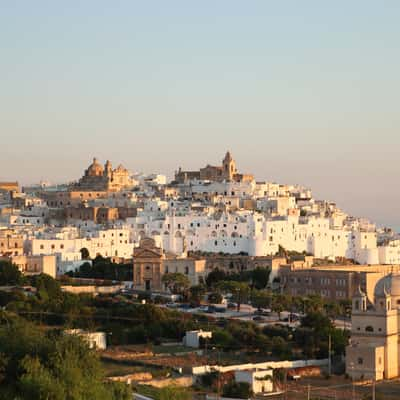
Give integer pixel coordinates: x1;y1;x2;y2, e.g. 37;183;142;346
133;238;164;291
280;264;400;302
346;273;400;380
174;151;254;184
75;158;133;192
0;230;24;257
7;254;57;278
132;238;206;291
0;182;19;193
197;253;287;284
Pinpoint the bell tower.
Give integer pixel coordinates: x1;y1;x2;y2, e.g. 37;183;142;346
352;285;367;312
222;151;236;181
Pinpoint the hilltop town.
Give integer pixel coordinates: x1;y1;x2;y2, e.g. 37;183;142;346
1;152;400;399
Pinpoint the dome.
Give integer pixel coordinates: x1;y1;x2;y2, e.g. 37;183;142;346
374;273;400;299
86;158;104;176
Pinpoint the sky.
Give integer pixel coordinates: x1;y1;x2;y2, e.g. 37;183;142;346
1;1;399;230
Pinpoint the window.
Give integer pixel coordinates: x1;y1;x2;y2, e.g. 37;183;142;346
357;357;363;365
365;326;374;332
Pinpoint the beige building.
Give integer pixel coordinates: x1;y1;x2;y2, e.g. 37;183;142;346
174;151;254;184
346;274;400;380
200;254;287;285
132;238;206;291
0;254;56;278
280;263;400;301
42;190;108;208
75;158;133;192
0;182;19;192
163;258;206;287
0;230;24;257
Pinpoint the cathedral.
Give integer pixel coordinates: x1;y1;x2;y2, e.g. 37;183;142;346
75;158;133;192
174;151;254;184
346;273;400;380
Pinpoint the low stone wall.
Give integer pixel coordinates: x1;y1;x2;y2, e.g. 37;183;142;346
138;376;193;388
61;284;124;294
193;358;328;376
108;372;152;383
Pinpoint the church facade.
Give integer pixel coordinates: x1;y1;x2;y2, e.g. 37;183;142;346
175;152;254;184
346;273;400;380
132;238;206;291
75;158;133;192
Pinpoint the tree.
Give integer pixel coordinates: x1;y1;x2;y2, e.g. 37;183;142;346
159;386;191;400
251;290;272;310
217;281;249;311
30;273;63;302
189;284;206;305
276;245;288;258
250;268;270;290
162;273;190;295
0;261;23;286
80;248;90;260
222;381;252;399
0;316;130;399
205;268;227;287
208;291;223;304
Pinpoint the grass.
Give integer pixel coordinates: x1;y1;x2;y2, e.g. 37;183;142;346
152;344;193;354
102;358;144;377
101;358;172;379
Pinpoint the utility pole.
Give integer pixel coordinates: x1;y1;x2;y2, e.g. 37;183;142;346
328;333;332;376
283;369;287;400
307;384;311;400
372;378;376;400
350;362;355;400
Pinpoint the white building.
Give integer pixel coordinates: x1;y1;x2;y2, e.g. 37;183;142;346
235;368;273;394
183;330;212;348
65;329;107;350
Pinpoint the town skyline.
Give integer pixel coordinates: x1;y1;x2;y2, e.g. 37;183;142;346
3;151;399;231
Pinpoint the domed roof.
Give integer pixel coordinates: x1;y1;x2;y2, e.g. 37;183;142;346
374;273;400;298
87;158;104;176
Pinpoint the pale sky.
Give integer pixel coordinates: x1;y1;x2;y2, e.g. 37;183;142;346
1;1;399;229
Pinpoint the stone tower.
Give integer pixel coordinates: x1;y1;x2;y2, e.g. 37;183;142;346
104;160;112;179
222;151;236;181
